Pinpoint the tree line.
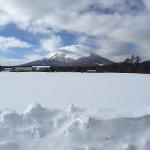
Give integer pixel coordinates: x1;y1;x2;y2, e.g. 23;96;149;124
124;55;142;64
0;66;3;71
0;55;150;73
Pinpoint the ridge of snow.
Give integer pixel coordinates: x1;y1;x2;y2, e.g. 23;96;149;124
1;103;150;149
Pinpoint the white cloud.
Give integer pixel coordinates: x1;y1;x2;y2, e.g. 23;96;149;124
0;11;11;26
0;36;31;52
23;54;42;62
96;38;136;62
0;57;24;66
0;54;42;66
34;48;49;53
0;0;150;61
40;35;62;51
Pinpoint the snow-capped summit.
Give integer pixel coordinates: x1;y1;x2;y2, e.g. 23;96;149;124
24;45;113;66
44;45;93;60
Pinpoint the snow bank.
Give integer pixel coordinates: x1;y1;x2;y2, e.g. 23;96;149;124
1;103;150;150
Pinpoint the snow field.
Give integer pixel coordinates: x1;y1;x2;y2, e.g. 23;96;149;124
0;72;150;149
0;73;150;111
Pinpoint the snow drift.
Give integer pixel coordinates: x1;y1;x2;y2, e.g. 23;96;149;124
1;103;150;150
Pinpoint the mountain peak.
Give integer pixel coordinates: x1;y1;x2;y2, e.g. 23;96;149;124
44;45;92;60
23;45;113;66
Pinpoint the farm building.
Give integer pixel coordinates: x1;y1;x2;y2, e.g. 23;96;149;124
32;66;50;72
3;67;12;72
87;70;97;73
12;67;32;72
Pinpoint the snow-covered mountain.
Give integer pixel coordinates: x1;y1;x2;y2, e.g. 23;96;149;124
24;45;113;66
44;45;91;60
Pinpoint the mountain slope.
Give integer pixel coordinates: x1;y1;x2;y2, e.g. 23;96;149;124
24;45;113;66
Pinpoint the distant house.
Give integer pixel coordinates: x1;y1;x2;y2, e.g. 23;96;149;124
87;70;96;73
12;67;32;72
99;64;104;66
32;66;50;72
3;68;12;72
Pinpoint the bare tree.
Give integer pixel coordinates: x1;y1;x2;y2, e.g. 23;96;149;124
124;55;142;64
135;56;142;63
131;55;135;64
124;58;132;63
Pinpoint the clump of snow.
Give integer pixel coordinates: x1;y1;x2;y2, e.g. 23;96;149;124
23;103;44;121
0;142;19;150
68;102;77;113
120;144;137;150
78;116;95;129
0;109;21;127
0;103;150;149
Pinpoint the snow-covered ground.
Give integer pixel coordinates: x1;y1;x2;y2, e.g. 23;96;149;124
0;73;150;111
1;103;150;150
0;73;150;149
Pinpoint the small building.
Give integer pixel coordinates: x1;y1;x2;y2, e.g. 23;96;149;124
12;67;32;72
87;70;97;73
99;64;104;66
3;67;12;72
32;66;50;72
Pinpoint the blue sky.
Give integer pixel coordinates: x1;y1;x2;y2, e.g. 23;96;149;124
0;0;150;65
